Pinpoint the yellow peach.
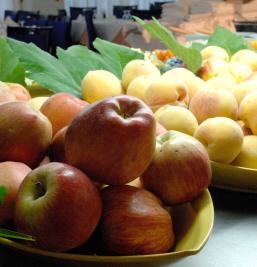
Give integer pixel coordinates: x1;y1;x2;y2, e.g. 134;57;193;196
144;76;188;112
206;76;235;91
232;135;257;169
237;120;253;136
231;80;257;104
126;75;157;102
200;46;229;61
231;49;257;71
194;117;244;164
189;88;238;124
239;90;257;135
161;67;195;81
121;59;160;90
154;105;198;136
81;70;122;103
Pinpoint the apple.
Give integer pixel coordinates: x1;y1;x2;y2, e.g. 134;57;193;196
40;92;88;136
140;131;211;205
100;185;174;255
194;117;244;164
15;162;102;252
65;95;156;185
237;120;253;136
0;162;31;226
5;83;31;101
156;122;168;136
0;101;52;168
81;70;123;103
49;126;68;163
0;81;16;103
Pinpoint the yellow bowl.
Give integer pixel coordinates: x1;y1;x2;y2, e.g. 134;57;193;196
0;189;213;267
211;161;257;193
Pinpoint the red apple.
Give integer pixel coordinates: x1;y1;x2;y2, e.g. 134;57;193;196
14;162;102;252
65;95;156;185
0;101;52;168
0;162;31;226
40;92;89;135
49;126;68;163
140;130;211;205
100;185;175;255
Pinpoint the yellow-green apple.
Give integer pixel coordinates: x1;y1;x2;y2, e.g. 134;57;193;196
144;76;188;112
189;88;238;123
126;75;157;101
65;95;156;185
140;131;211;205
5;83;31;101
49;126;68;163
239;90;257;135
0;81;16;103
237;120;253;136
0;101;52;168
200;46;229;61
230;49;257;71
40;92;88;136
0;162;31;226
161;68;207;101
194;117;244;164
100;185;174;255
121;59;160;90
231;80;257;104
81;70;122;103
232;135;257;168
206;76;235;91
216;61;252;83
154;105;198;136
198;56;227;81
28;96;49;110
14;162;102;252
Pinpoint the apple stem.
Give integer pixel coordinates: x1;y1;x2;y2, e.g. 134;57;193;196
35;181;46;199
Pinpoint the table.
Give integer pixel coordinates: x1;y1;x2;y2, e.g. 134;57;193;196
0;187;257;267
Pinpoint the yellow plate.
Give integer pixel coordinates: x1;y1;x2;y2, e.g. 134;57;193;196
0;190;213;267
211;161;257;193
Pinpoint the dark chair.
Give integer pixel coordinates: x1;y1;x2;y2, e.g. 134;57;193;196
150;1;172;9
234;20;257;33
131;9;162;20
113;5;137;19
23;18;48;27
84;10;97;51
16;10;40;23
4;10;17;21
70;7;97;20
58;9;67;18
7;26;52;52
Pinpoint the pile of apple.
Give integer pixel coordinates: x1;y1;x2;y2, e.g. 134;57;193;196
0;75;212;256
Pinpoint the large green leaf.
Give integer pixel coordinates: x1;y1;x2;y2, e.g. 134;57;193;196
0;38;25;84
7;38;81;97
206;26;252;56
134;17;202;73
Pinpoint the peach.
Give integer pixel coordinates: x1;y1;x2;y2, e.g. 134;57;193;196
189;88;238;124
0;161;31;225
200;46;229;61
126;75;157;102
40;92;88;136
0;101;52;168
237;120;253;136
121;59;160;90
144;76;188;112
28;96;49;110
161;67;195;81
239;90;257;135
232;135;257;168
5;83;31;101
231;80;257;104
194;117;244;164
81;70;122;103
230;49;257;71
154;105;198;136
0;81;16;103
247;71;257;81
206;76;235;91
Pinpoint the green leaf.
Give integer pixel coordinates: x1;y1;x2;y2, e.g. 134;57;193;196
0;38;25;84
134;17;202;74
93;38;144;79
7;38;81;97
0;186;7;206
206;26;251;56
0;228;35;241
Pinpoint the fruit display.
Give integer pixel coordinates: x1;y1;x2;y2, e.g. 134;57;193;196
0;19;256;263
